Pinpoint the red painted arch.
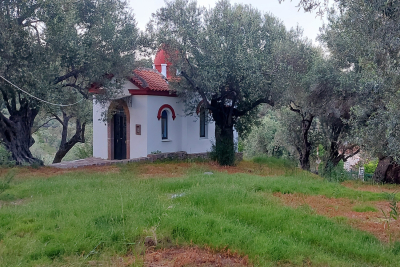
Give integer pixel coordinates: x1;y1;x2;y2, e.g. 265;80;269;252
196;100;205;115
196;100;211;115
157;104;176;120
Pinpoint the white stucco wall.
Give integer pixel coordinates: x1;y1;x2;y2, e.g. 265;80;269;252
183;115;215;154
146;96;183;154
129;95;148;158
92;100;109;159
116;80;138;97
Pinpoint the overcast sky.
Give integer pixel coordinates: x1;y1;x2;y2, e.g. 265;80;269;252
127;0;326;44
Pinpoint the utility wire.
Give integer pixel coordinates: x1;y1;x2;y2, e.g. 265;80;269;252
0;75;85;107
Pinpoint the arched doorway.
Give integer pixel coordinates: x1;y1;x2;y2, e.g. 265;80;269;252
108;100;130;160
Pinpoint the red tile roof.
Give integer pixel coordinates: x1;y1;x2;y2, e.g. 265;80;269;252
130;68;170;92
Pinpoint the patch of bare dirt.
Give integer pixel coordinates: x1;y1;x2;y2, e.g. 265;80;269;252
134;161;288;179
136;163;193;179
0;198;26;209
207;161;288;176
274;193;400;242
341;181;400;194
0;160;292;182
107;247;250;267
0;165;119;181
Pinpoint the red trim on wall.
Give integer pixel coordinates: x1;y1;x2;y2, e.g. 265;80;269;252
157;104;176;120
128;89;177;97
196;100;211;115
196;100;204;115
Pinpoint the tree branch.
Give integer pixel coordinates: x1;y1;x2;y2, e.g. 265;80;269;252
62;83;89;99
16;4;40;25
52;113;64;126
343;147;361;162
0;88;13;114
289;105;302;115
31;118;57;134
234;96;274;117
180;70;215;111
25;22;42;44
0;110;14;129
53;67;85;85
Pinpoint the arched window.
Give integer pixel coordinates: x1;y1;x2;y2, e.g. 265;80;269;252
161;110;168;139
199;107;206;138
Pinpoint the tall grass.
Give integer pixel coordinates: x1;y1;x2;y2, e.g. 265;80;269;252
0;162;398;266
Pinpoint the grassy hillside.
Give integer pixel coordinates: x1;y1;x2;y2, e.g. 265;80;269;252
0;159;399;266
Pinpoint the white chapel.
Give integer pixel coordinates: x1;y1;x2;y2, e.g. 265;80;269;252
92;49;215;160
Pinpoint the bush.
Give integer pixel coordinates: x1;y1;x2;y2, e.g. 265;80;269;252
322;160;353;182
242;115;281;158
364;159;378;174
210;137;236;166
74;142;93;159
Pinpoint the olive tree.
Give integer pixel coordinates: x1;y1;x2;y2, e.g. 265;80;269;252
150;0;293;165
0;0;137;164
316;0;400;182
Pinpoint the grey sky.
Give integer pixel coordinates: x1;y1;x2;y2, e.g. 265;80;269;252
127;0;325;44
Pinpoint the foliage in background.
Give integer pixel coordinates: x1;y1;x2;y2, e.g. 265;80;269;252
31;123;93;165
243;111;290;159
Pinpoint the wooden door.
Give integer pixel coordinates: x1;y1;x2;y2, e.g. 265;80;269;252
113;110;127;160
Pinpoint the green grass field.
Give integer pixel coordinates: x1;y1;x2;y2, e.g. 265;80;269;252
0;159;399;266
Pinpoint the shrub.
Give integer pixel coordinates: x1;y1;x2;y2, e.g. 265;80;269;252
364;159;378;174
210;137;236;166
322;160;353;182
74;142;93;159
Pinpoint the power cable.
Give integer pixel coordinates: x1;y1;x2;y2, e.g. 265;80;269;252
0;75;86;107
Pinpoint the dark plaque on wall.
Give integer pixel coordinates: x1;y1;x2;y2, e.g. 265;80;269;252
136;124;141;135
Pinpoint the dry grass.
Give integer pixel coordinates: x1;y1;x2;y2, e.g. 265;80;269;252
0;165;119;181
121;160;290;180
0;160;287;182
342;180;400;194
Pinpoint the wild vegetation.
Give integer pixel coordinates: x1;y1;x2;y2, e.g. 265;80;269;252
0;159;400;266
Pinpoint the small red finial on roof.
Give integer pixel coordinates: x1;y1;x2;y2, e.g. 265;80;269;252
154;49;171;66
154;47;174;79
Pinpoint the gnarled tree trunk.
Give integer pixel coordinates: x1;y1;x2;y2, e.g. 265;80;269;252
299;117;313;171
0;105;42;165
373;156;400;184
324;117;345;174
211;96;236;165
214;124;235;166
289;104;314;171
53;112;85;164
